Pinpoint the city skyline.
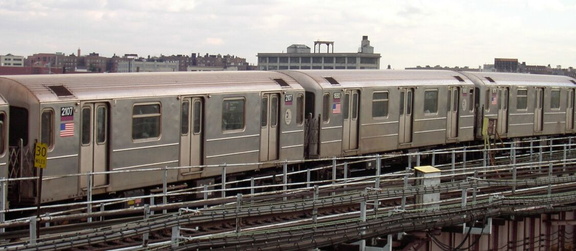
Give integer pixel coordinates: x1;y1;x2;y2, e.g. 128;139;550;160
1;0;575;69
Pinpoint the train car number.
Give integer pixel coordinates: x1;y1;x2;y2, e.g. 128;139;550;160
61;106;74;117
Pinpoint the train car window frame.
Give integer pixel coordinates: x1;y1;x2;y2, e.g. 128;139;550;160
132;103;161;141
551;89;561;109
222;98;245;132
41;109;55;149
96;106;107;145
0;113;5;155
296;93;304;125
516;89;528;110
193;100;202;134
424;89;438;114
372;91;389;118
322;93;331;123
81;107;91;145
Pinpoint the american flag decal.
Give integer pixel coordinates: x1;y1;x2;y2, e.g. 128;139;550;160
60;123;74;137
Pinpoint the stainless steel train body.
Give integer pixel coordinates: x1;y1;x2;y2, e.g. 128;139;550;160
1;70;576;205
0;72;305;203
462;72;576;139
282;70;477;158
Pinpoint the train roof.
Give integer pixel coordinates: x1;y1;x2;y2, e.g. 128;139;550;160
279;70;475;89
461;71;576;87
0;71;303;103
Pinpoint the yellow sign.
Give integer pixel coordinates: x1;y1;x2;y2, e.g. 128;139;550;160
34;143;48;168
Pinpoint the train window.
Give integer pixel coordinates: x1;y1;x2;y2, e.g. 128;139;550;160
424;90;438;114
41;110;54;148
271;96;278;127
343;94;349;119
132;104;161;140
193;100;202;134
372;92;389;118
222;99;245;131
469;89;475;112
551;89;561;109
261;97;268;127
517;89;528;110
0;113;4;155
485;89;491;111
296;94;304;125
81;108;91;145
181;101;189;135
352;93;359;119
322;93;330;123
96;106;107;144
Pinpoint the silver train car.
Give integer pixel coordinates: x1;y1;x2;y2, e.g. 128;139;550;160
282;70;477;158
1;72;305;203
1;70;575;205
462;72;576;139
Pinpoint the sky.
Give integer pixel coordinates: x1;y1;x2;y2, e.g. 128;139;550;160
1;0;575;69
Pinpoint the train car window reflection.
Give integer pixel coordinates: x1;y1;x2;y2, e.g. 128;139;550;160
181;101;189;135
222;99;245;131
517;89;528;110
132;104;161;140
81;108;91;145
41;110;54;148
193;100;202;134
372;92;389;118
322;93;330;123
551;89;561;109
424;90;438;114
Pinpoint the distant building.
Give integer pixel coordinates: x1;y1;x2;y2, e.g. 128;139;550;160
188;53;250;71
0;54;24;67
494;58;519;72
257;36;381;70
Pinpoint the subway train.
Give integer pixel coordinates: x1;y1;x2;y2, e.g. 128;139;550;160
0;70;575;205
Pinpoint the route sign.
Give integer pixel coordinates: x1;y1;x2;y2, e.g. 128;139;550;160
34;143;48;168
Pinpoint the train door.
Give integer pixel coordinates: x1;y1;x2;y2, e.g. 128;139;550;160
399;88;414;144
535;88;544;132
497;88;509;135
179;97;203;175
260;93;279;161
567;89;575;130
342;90;359;151
80;102;109;188
447;87;460;139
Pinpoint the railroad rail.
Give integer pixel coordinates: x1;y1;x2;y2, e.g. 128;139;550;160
2;137;576;250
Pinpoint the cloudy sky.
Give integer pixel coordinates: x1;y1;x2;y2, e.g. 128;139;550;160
1;0;575;69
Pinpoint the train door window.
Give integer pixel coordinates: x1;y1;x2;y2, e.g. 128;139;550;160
261;97;268;127
222;98;245;131
193;100;202;134
485;89;491;112
352;93;358;119
181;100;189;135
469;88;474;112
0;113;4;155
132;104;161;140
296;94;304;125
41;109;54;148
322;93;330;123
96;106;107;144
372;91;389;118
343;93;349;119
517;89;528;110
271;95;278;127
551;89;561;109
424;90;438;114
81;108;91;145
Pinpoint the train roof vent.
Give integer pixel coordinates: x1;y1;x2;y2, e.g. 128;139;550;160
453;76;465;82
570;80;576;85
324;77;340;85
485;77;496;83
47;85;74;97
273;78;291;88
